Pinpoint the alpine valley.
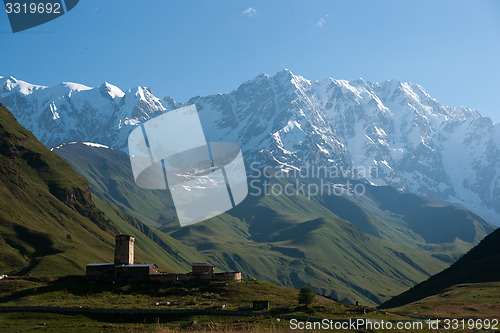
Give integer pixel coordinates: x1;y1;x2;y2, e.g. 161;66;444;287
0;70;498;305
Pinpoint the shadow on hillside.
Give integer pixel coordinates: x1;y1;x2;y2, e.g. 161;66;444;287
0;276;227;304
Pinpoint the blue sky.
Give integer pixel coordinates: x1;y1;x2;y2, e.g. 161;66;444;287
1;0;499;121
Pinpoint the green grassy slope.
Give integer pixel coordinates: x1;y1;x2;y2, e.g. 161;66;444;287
381;227;500;309
313;184;494;262
92;196;206;273
0;105;116;275
364;186;494;245
53;143;176;228
52;143;495;305
170;213;446;305
0;104;202;275
388;282;500;319
0;277;340;311
0;277;403;332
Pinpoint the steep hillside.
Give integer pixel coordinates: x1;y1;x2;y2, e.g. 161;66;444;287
52;142;175;228
92;196;206;272
381;227;500;309
0;104;201;275
386;282;500;319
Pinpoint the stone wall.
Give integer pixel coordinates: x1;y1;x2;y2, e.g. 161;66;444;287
114;266;149;282
192;264;215;275
212;272;242;282
149;272;241;284
86;265;114;280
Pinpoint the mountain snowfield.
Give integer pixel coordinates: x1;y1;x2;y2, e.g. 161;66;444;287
1;71;499;225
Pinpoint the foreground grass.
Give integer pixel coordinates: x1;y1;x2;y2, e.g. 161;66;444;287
0;276;381;316
0;276;398;332
0;312;296;332
390;282;500;319
2;277;497;332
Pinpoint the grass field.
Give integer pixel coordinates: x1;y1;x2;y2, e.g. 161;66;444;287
0;277;357;313
390;282;500;319
1;277;498;332
0;312;295;333
0;276;397;332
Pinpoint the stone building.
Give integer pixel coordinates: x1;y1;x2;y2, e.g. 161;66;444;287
114;235;134;265
253;300;270;310
86;235;241;283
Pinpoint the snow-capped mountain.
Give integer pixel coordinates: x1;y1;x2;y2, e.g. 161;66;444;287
1;71;499;225
0;76;169;150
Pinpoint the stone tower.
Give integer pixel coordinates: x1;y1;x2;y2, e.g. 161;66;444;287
114;235;134;265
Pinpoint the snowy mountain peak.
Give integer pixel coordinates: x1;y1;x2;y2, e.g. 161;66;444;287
0;72;499;225
274;68;294;78
273;69;311;88
128;86;154;99
60;82;92;92
99;82;125;99
0;76;46;95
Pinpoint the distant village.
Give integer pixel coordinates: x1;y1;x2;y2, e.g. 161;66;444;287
86;235;242;284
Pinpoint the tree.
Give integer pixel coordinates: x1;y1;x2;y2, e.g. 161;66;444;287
298;286;315;307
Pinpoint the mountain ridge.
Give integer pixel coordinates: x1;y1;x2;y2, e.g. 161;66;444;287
1;71;499;225
381;227;500;309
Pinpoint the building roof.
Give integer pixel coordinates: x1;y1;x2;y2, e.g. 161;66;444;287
116;264;156;268
86;263;156;268
192;263;214;267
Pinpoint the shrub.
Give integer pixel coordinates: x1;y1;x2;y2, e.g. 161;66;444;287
298;286;315;307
